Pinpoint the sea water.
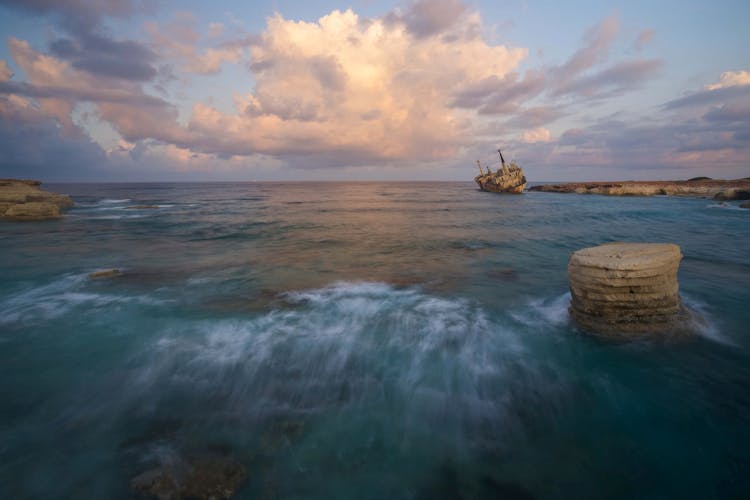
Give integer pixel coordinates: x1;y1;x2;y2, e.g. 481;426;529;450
0;182;748;499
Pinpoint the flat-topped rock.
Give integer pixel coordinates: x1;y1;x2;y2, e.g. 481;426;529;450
568;243;690;337
0;179;74;221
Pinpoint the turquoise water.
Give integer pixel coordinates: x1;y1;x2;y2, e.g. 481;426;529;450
1;182;749;499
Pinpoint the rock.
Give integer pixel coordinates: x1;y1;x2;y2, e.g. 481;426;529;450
529;178;750;199
89;269;122;279
131;455;247;500
0;179;74;220
4;202;60;221
714;188;750;201
568;243;690;337
740;203;750;209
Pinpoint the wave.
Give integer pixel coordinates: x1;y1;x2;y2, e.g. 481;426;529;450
511;292;571;329
0;272;160;325
135;281;541;428
100;198;131;204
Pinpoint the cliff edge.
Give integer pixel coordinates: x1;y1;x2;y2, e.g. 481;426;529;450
0;179;74;221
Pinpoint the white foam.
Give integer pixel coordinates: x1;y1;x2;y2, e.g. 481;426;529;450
100;198;131;204
0;272;159;325
681;294;732;345
512;292;571;328
144;281;533;420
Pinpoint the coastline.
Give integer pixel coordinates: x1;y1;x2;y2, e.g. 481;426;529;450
528;178;750;200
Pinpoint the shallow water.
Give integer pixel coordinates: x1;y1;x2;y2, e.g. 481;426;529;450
1;182;749;498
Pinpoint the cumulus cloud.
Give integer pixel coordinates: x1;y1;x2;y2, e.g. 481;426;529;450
2;2;743;180
705;70;750;90
184;7;527;161
2;36;182;145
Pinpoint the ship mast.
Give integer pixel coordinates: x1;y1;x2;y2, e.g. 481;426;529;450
497;149;506;168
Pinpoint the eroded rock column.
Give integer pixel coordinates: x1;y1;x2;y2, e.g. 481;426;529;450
568;243;686;336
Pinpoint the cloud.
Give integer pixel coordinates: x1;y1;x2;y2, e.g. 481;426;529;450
400;0;468;38
705;70;750;90
634;29;654;51
179;7;527;161
554;15;619;82
555;58;662;97
145;12;244;75
521;127;552;143
450;70;545;114
49;32;157;81
0;60;12;81
3;4;744;181
0;0;153;29
0;91;107;179
665;71;750;110
3;36;183;144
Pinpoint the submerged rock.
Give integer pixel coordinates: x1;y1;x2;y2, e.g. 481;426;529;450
89;269;122;279
0;178;74;221
740;202;750;209
568;243;690;337
130;455;247;500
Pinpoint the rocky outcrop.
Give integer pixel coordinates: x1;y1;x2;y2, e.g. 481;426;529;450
568;243;690;337
529;179;750;199
4;202;61;221
0;179;74;221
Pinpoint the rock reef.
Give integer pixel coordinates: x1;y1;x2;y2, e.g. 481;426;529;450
529;178;750;200
568;243;690;337
0;179;74;221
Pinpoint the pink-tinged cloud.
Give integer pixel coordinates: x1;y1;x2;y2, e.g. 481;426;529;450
634;29;654;50
146;13;244;74
705;70;750;90
184;7;527;161
521;127;552;143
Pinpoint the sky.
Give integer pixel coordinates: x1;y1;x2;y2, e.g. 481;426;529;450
0;0;748;182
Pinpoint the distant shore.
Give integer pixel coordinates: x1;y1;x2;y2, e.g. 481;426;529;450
528;178;750;200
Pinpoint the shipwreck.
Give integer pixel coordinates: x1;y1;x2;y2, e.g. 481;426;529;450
474;149;527;194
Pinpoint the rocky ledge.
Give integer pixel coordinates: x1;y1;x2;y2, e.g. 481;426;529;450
0;179;74;221
529;178;750;200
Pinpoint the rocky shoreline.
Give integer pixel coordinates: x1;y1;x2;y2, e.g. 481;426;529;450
528;178;750;200
0;179;74;221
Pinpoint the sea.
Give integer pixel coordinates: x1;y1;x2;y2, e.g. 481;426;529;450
1;182;749;499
